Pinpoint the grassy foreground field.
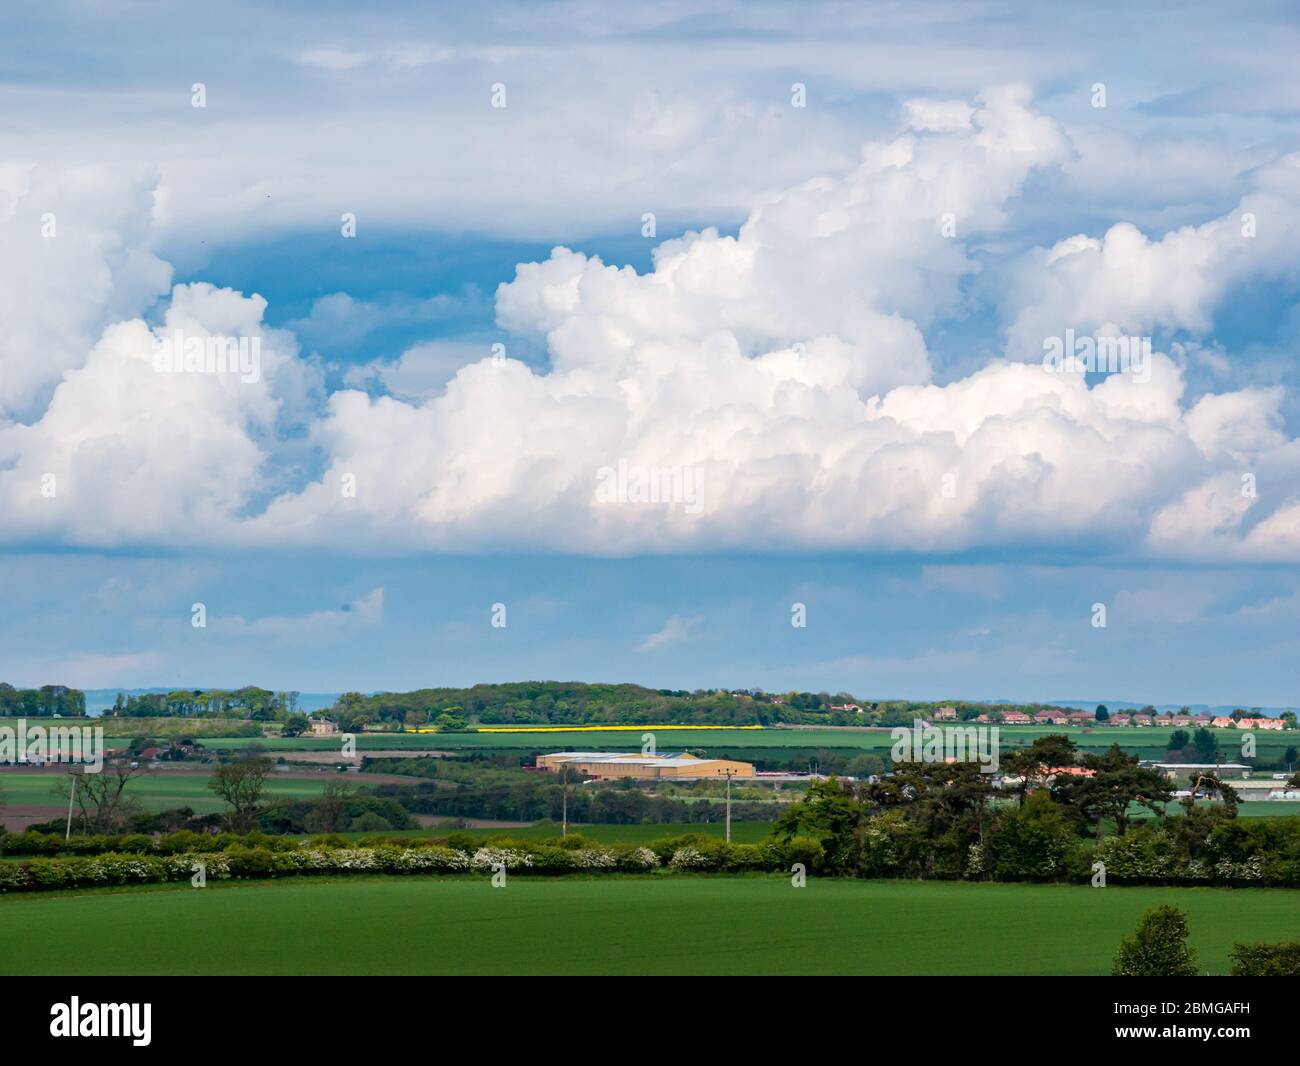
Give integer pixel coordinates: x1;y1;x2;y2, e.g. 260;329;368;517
3;876;1297;975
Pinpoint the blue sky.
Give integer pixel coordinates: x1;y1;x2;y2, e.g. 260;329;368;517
1;1;1299;704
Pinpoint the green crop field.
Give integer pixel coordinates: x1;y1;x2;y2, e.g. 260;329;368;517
1131;801;1300;820
2;876;1296;975
1231;801;1300;817
190;723;1300;760
0;771;335;815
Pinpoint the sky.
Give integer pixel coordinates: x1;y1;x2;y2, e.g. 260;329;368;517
1;1;1299;704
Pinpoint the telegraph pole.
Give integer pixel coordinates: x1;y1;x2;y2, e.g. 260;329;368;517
65;766;84;841
724;769;735;843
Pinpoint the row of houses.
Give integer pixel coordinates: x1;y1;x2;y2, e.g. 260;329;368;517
948;709;1289;729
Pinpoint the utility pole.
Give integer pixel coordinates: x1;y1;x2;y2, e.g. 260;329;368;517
65;766;84;841
724;769;735;843
561;766;569;838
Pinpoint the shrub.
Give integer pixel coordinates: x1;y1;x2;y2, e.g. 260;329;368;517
621;846;658;871
988;794;1080;881
223;846;277;879
0;832;62;857
780;835;824;874
470;847;533;871
718;843;765;871
573;848;617;870
1229;940;1300;976
529;846;577;873
857;810;927;878
669;846;709;870
0;861;30;890
156;831;208;855
24;858;72;888
1094;825;1181;882
89;853;166;885
1112;905;1198;976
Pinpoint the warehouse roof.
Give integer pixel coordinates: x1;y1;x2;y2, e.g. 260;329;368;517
542;752;710;767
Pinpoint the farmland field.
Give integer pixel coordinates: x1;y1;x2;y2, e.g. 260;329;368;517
186;724;1300;762
0;771;337;815
1228;801;1300;817
2;876;1296;975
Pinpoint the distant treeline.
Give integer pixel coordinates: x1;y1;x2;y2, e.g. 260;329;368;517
106;687;301;719
328;681;1085;730
47;679;1287;731
0;683;86;717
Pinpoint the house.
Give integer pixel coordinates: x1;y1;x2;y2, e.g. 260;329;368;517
975;714;991;723
1152;715;1173;726
1045;766;1096;781
1212;716;1235;729
1151;762;1251;781
1002;712;1032;724
309;718;338;736
1110;714;1131;726
1170;715;1192;726
1133;714;1153;726
830;703;863;714
1256;718;1286;731
934;706;957;721
770;697;784;705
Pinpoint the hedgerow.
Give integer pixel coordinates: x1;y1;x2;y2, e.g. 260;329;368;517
0;833;821;893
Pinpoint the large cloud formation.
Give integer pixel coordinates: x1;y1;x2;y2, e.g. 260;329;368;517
2;88;1299;561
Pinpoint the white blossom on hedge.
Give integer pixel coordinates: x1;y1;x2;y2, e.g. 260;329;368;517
669;846;708;870
470;847;533;871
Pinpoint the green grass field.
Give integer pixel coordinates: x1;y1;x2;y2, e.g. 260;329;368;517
0;772;334;815
1231;801;1300;817
2;876;1295;975
189;723;1299;762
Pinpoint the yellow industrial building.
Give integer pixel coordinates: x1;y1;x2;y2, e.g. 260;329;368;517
536;751;754;781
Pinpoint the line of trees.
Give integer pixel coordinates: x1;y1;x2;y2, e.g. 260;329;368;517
773;735;1300;885
0;683;86;717
109;687;299;719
